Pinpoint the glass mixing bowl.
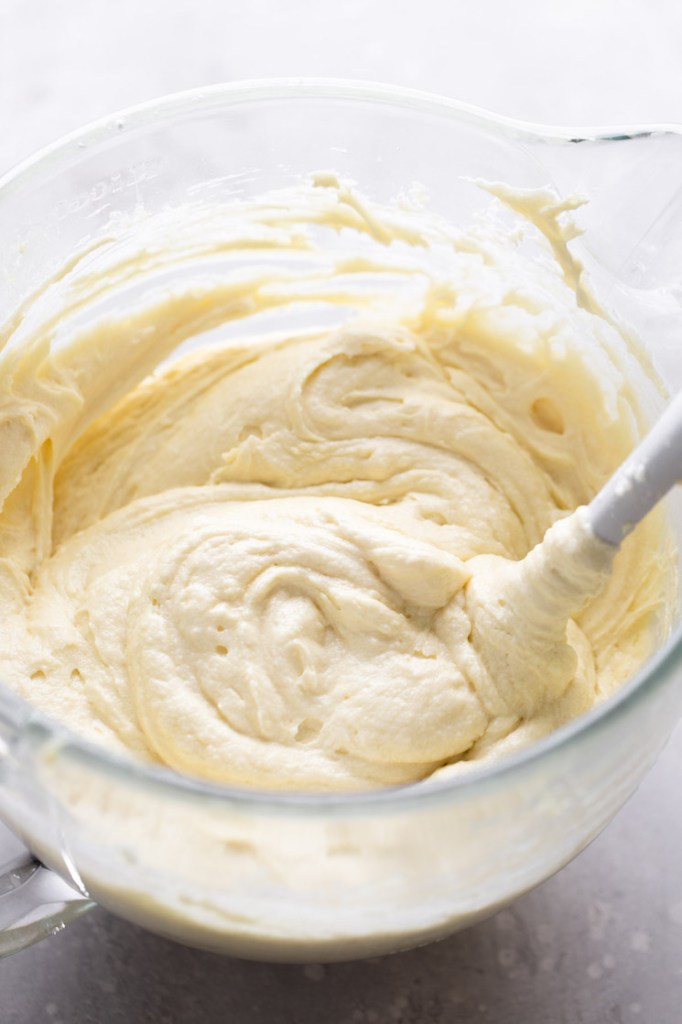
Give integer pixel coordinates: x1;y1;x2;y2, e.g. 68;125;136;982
0;80;681;961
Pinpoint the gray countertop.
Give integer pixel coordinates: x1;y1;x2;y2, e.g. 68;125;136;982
1;2;682;1021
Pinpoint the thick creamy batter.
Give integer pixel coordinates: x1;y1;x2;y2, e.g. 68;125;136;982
0;177;672;791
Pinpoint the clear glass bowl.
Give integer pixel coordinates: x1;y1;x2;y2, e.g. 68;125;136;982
1;79;681;962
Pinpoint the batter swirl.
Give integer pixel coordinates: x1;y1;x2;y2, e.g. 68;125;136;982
0;178;671;789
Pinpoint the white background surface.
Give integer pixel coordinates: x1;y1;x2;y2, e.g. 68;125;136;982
1;1;681;1022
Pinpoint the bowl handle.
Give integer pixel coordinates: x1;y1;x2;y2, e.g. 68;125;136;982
0;695;94;957
0;817;93;957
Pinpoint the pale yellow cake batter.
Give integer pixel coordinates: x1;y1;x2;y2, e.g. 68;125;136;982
0;177;671;791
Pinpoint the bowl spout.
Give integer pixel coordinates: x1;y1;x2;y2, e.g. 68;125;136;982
535;127;682;289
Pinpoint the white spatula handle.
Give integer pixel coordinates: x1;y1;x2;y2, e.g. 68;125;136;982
588;391;682;546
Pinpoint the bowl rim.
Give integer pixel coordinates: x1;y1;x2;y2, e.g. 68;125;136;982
2;76;682;203
1;76;680;814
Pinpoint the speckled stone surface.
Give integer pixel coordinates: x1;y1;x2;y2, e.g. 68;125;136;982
1;2;682;1021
